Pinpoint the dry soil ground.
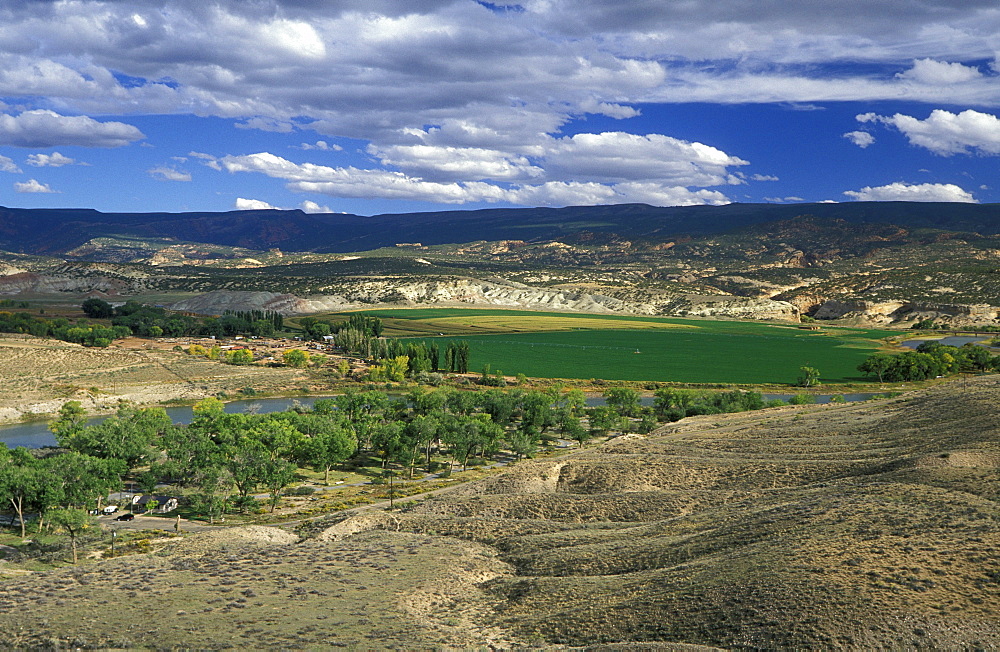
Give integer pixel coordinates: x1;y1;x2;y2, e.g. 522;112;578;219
0;335;314;423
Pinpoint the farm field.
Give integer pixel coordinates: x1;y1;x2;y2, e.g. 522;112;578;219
357;308;898;385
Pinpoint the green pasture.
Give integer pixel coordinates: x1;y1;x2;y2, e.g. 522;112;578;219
360;308;897;385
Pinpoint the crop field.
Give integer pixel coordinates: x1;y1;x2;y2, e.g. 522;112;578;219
359;309;898;384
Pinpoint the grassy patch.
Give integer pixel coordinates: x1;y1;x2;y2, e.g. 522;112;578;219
340;308;893;384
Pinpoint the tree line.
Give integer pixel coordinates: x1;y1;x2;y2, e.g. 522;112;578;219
1;378;845;541
0;299;290;349
857;341;997;382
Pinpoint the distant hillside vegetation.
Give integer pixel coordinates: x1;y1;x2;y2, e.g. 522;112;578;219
3;202;1000;255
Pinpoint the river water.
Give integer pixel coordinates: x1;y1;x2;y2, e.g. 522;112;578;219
0;391;887;450
900;336;991;349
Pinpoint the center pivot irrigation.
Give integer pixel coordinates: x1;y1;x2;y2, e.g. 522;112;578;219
482;339;642;353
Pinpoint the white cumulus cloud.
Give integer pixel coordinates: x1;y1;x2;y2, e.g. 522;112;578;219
0;155;21;173
220;151;733;207
897;59;982;85
297;141;342;152
370;143;544;182
844;182;976;203
541;132;748;186
843;131;875;148
15;178;57;193
300;200;333;213
235;197;281;210
0;110;143;148
26;152;78;167
864;109;1000;156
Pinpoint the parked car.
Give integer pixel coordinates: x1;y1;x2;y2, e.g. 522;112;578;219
115;513;135;521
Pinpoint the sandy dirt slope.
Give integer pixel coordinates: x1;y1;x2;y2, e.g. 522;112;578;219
0;335;312;423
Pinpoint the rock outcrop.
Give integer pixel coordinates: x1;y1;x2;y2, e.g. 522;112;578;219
168;279;803;322
169;279;641;316
814;299;1000;326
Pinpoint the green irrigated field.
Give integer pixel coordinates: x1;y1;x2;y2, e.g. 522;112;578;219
357;308;897;385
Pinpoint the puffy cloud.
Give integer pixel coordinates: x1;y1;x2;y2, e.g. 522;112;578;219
9;3;996;208
7;0;1000;144
897;59;982;85
0;155;21;173
0;110;144;148
843;131;875;148
149;167;192;182
541;132;747;185
844;182;976;203
296;140;342;151
221;151;732;207
864;109;1000;156
369;143;543;182
300;200;333;213
26;152;77;167
15;178;57;193
235;197;280;210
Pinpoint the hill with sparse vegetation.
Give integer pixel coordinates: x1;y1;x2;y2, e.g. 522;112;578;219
2;202;1000;327
2;377;999;648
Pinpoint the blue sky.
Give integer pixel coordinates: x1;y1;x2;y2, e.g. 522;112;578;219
1;1;999;215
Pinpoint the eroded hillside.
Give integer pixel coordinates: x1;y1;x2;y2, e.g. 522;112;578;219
4;208;1000;326
4;379;998;648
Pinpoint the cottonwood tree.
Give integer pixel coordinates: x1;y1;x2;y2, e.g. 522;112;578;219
0;451;47;538
57;403;171;469
291;415;357;484
283;349;310;368
797;366;821;387
48;508;95;564
46;452;126;513
49;400;88;446
604;387;641;417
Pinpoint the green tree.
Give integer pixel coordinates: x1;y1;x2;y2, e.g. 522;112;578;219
81;297;114;319
283;348;311;368
224;348;255;365
46;452;126;512
857;353;894;383
48;508;96;564
261;457;297;513
193;396;225;415
402;414;439;477
49;401;88;448
796;366;821;387
297;417;357;484
562;388;587;417
0;454;46;538
190;467;233;524
587;406;618;436
63;404;170;468
604;387;641;417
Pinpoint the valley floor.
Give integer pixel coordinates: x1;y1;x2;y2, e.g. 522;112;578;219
2;376;998;648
